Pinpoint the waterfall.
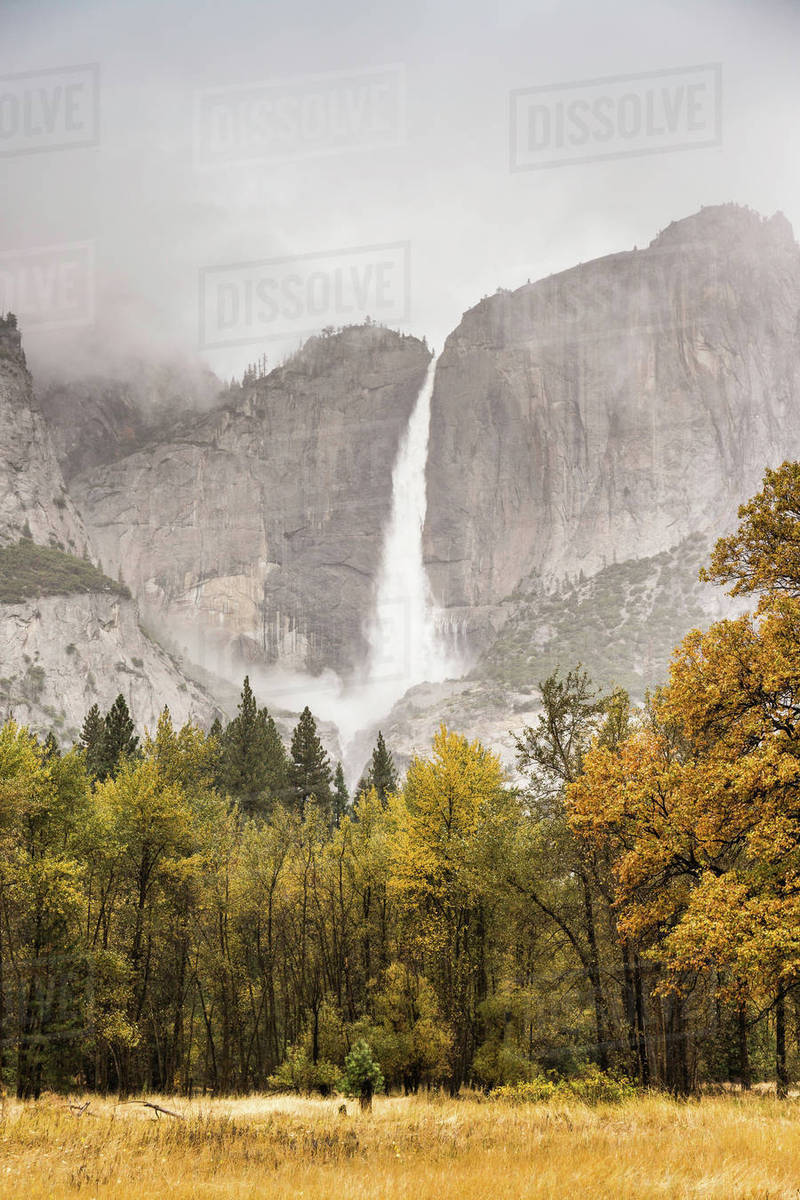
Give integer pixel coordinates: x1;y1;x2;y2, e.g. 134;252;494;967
363;354;455;713
232;354;461;764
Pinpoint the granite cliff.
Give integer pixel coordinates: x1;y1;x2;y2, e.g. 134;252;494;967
424;205;800;620
71;326;431;677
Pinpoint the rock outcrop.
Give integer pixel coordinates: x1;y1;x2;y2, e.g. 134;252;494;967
23;205;800;764
0;316;88;553
424;206;800;616
0;591;216;741
71;326;431;676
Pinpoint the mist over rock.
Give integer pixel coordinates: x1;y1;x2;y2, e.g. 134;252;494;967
424;205;800;619
0;316;217;740
36;358;224;482
71;325;432;677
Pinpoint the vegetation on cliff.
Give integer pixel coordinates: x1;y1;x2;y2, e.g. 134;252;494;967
0;538;129;604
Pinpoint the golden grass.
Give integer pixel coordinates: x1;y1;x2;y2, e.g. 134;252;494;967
3;1090;800;1199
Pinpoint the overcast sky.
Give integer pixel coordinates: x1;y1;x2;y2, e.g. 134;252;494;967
2;0;799;382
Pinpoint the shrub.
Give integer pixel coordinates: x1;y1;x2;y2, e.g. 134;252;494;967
492;1066;636;1106
472;1038;536;1089
266;1046;340;1095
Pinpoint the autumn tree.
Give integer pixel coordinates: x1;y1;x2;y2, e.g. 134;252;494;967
571;462;800;1095
512;668;616;1071
390;725;518;1091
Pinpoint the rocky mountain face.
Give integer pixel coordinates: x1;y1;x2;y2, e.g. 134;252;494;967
0;316;217;740
0;591;215;743
424;206;800;619
0;318;88;554
71;326;431;676
377;205;800;777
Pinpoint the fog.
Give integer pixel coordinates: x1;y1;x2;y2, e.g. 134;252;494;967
2;0;799;385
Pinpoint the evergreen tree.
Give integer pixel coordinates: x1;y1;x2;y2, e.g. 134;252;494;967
333;761;349;826
288;706;333;819
80;702;105;779
219;677;288;819
100;694;139;780
357;730;399;805
340;1039;384;1111
208;715;224;790
263;712;291;809
41;731;60;761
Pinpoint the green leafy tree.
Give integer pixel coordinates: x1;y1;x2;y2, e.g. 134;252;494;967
340;1038;384;1110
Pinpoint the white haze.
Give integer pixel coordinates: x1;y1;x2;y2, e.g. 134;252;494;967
3;0;800;382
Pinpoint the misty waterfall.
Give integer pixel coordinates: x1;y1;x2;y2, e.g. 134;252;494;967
365;355;453;711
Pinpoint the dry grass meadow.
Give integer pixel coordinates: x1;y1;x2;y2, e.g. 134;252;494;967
3;1090;800;1199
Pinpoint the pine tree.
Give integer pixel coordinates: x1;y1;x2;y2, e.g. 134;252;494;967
340;1039;384;1111
220;676;268;816
288;706;333;819
357;730;399;805
333;761;349;826
263;713;291;809
80;703;105;778
100;694;139;780
219;677;288;819
41;731;60;761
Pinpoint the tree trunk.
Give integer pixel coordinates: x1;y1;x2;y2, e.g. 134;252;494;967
579;870;608;1070
776;988;789;1099
633;953;650;1087
737;1000;751;1090
663;993;690;1096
